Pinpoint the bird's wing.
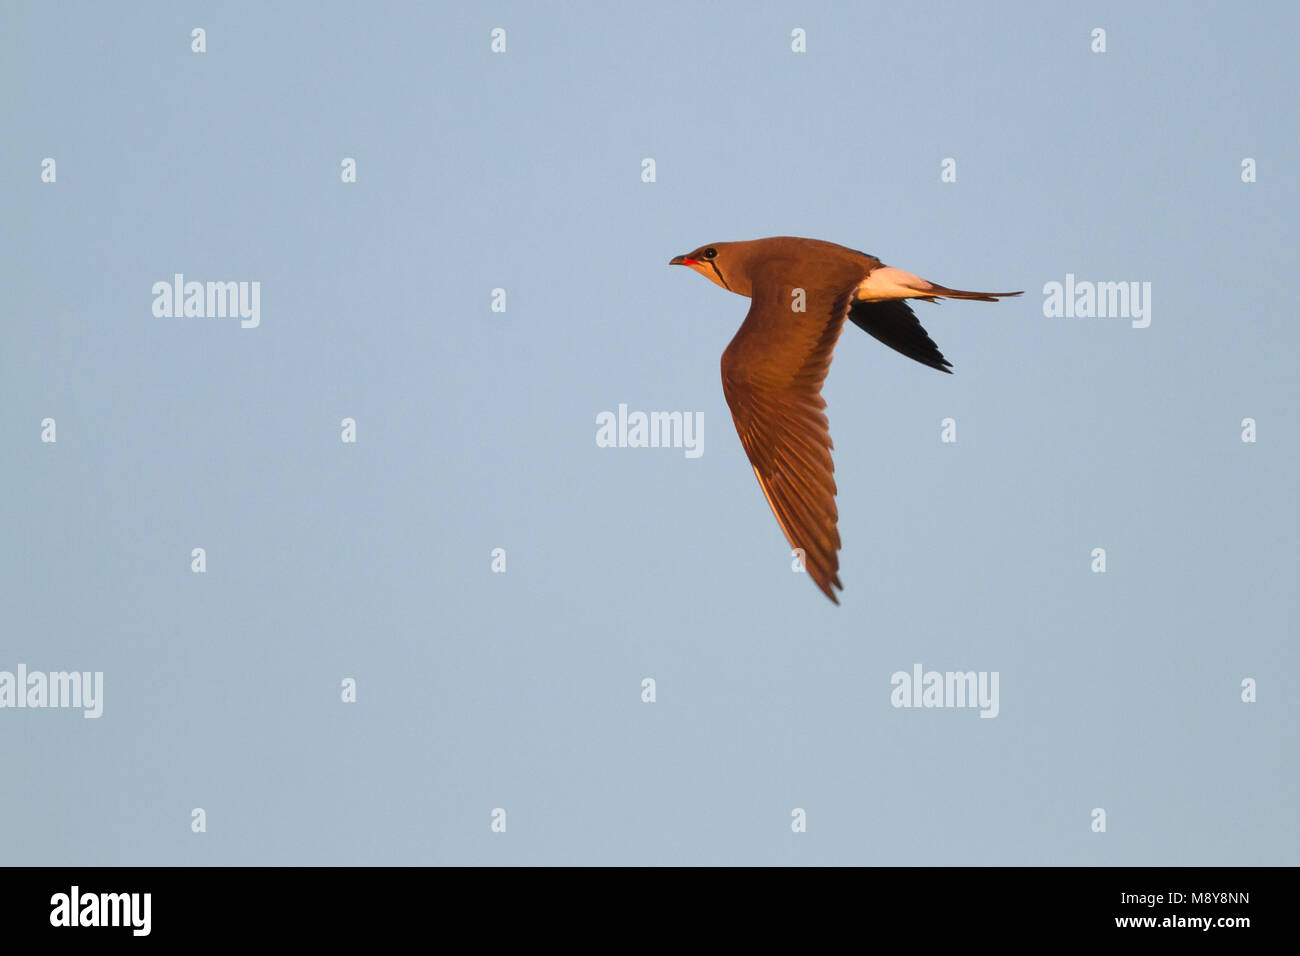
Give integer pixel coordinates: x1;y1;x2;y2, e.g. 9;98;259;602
847;298;953;373
720;277;854;604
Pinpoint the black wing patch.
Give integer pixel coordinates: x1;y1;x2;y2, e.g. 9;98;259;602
847;298;953;373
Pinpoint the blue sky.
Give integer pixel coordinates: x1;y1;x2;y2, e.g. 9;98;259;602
2;1;1296;864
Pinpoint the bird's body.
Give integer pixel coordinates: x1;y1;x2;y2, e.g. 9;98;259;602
670;236;1021;604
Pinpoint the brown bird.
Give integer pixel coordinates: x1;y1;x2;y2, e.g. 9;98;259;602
670;236;1021;604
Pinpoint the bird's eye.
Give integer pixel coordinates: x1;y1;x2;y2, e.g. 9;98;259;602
702;248;717;260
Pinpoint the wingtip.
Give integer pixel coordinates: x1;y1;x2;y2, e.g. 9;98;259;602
821;579;843;605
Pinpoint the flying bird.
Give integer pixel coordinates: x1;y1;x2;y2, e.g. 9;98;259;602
670;236;1021;604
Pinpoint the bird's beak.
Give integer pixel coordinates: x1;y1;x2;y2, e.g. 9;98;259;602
669;254;697;266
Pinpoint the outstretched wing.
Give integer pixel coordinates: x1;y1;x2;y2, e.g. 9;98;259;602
720;278;854;604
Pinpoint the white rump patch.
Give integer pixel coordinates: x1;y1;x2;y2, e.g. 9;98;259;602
853;266;935;301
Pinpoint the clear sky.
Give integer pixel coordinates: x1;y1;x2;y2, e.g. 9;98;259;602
2;1;1296;865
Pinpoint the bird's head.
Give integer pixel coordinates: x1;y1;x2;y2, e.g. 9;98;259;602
670;242;748;296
